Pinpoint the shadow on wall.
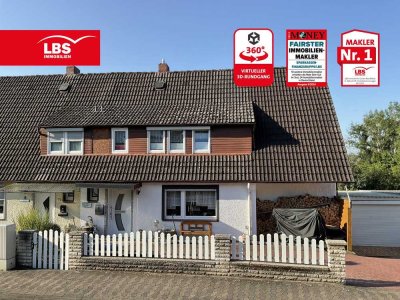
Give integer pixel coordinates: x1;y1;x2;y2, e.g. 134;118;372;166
253;103;299;150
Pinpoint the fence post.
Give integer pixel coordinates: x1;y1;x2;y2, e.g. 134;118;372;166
16;230;36;268
68;231;84;270
214;234;231;261
326;239;347;283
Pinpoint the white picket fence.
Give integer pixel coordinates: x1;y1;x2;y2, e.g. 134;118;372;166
32;230;70;270
84;231;216;260
231;233;326;266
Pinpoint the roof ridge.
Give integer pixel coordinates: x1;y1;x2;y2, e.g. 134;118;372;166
0;66;287;79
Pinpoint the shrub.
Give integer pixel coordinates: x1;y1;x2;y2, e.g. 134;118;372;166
15;208;60;232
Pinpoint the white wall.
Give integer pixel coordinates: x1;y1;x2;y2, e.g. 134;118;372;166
256;183;336;201
215;183;252;236
80;188;107;235
0;193;33;226
134;183;251;236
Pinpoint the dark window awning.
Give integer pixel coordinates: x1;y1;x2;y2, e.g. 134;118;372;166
75;182;142;190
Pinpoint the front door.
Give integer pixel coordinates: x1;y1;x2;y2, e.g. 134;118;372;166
107;189;132;234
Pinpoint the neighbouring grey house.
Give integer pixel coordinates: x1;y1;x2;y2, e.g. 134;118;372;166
0;63;352;236
339;190;400;249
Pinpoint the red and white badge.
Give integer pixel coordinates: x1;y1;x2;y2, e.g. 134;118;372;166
234;28;274;87
337;29;380;87
0;30;100;66
286;29;327;87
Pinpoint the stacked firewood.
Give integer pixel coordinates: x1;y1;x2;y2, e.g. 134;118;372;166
256;195;344;235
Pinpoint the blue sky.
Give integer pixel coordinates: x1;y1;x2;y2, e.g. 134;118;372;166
0;0;398;140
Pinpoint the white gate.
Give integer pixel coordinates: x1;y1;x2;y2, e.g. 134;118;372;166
32;230;69;270
231;233;326;265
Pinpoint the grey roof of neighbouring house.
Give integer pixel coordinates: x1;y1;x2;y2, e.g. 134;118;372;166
338;191;400;200
0;68;353;183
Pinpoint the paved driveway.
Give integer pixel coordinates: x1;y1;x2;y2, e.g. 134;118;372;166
0;269;400;300
346;253;400;289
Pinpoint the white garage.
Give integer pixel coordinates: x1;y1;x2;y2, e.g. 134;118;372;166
341;191;400;247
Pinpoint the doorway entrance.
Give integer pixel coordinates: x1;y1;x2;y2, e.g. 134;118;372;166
107;189;132;234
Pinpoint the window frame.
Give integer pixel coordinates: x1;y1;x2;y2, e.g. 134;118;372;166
167;130;185;154
87;188;99;203
162;185;219;221
111;127;129;154
192;129;211;154
66;131;84;155
47;128;84;156
63;192;75;203
0;189;5;220
147;130;166;153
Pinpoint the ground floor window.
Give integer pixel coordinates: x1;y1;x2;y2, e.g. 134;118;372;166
163;185;218;220
0;189;5;219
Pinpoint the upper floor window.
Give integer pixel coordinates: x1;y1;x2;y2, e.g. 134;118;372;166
48;128;83;155
112;128;128;154
168;130;184;153
0;189;5;220
148;130;165;153
193;130;210;153
147;127;210;154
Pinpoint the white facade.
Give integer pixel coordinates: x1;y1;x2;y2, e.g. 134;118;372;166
132;183;253;236
2;182;336;237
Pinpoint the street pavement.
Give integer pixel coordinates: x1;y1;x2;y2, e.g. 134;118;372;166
0;269;400;300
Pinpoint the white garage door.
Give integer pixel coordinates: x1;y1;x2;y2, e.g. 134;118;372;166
352;204;400;247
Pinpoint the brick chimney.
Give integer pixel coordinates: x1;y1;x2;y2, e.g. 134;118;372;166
66;66;80;75
158;59;170;73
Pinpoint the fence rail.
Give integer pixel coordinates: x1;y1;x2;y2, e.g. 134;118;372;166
32;230;69;270
231;233;326;266
83;231;216;260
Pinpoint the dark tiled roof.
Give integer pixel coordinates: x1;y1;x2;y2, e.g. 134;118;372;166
41;71;255;127
0;68;353;183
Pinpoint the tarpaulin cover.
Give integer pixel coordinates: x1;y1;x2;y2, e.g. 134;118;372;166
272;208;326;240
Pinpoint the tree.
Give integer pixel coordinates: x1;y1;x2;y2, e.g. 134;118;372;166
347;102;400;190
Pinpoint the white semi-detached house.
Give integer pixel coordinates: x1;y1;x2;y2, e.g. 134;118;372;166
0;62;352;236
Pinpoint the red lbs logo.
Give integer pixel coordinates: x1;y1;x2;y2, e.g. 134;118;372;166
0;30;100;66
353;66;373;76
38;35;96;59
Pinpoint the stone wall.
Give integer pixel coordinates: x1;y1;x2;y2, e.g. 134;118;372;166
16;230;347;283
67;232;346;283
326;239;347;282
16;230;36;268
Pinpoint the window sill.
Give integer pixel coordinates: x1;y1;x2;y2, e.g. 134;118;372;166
193;150;210;154
148;151;166;154
47;153;83;156
111;151;129;154
163;217;218;222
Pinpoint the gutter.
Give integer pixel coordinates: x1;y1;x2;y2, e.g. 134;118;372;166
247;183;252;235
